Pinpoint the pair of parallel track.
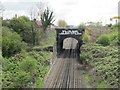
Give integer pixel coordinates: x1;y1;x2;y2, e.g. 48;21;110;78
44;39;86;88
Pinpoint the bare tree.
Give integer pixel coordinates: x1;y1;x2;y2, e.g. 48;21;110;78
28;1;46;45
29;1;45;20
29;6;38;20
36;2;45;16
29;5;39;46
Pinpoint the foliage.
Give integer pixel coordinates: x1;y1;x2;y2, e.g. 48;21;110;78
83;73;91;88
109;30;119;45
97;81;108;88
58;20;67;27
80;52;91;61
2;19;11;28
2;50;51;88
33;28;44;45
9;16;32;34
40;29;56;48
78;23;86;29
81;43;119;88
86;22;102;27
2;11;55;87
2;26;27;57
0;49;2;88
2;16;38;45
82;32;90;43
96;27;119;46
41;7;55;32
2;15;55;45
19;56;37;75
96;34;110;46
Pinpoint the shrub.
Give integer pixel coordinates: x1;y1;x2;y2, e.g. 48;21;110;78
82;32;90;43
19;56;37;75
81;43;119;88
109;31;119;45
2;50;51;88
96;35;110;46
2;27;27;57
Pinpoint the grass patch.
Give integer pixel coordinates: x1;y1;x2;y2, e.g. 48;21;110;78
83;73;91;82
83;73;91;88
97;81;108;88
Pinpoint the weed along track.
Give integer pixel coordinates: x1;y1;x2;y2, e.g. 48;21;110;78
44;38;87;88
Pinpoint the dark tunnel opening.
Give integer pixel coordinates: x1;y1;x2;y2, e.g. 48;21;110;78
57;37;81;59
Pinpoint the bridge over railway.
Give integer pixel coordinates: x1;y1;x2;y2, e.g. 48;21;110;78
44;28;88;88
55;28;84;56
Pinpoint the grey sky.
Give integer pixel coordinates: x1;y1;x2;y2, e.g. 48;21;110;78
0;0;119;25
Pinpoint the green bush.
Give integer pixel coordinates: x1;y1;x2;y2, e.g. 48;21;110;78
80;52;91;61
96;35;110;46
109;31;119;45
19;56;37;75
2;50;51;88
82;32;90;43
96;28;119;46
2;26;27;57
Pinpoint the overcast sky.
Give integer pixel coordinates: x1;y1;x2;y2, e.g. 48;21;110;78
0;0;119;26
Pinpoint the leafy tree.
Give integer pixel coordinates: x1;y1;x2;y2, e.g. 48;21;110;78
2;26;27;57
2;16;42;45
10;16;31;34
58;20;67;27
78;23;86;29
8;16;36;45
40;7;55;32
2;19;11;28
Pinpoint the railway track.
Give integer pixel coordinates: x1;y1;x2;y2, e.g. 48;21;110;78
44;39;86;88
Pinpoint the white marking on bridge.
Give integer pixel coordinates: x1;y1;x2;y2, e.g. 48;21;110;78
59;30;82;35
